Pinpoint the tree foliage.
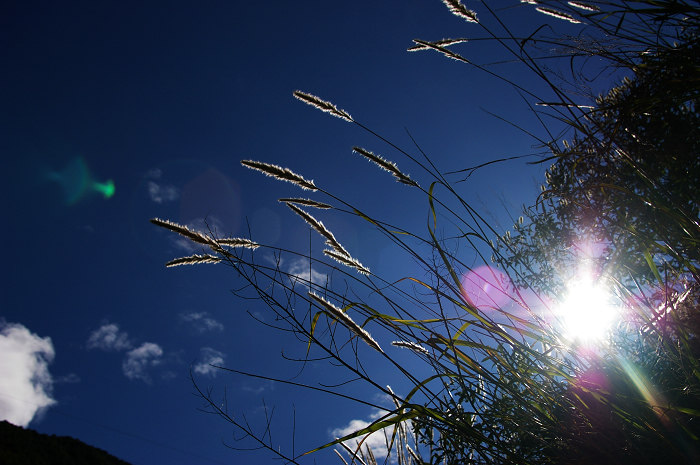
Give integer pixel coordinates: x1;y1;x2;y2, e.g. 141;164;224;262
500;28;700;292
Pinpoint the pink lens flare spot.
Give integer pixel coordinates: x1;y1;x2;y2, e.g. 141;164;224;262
461;266;513;310
575;368;611;392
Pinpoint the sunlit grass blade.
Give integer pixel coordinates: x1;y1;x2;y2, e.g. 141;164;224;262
240;159;318;191
307;291;383;353
441;0;478;23
407;38;468;52
293;90;353;122
323;249;370;275
392;340;430;355
286;202;351;258
150;218;216;246
278;197;332;209
216;238;260;249
165;254;222;267
411;39;469;62
352;147;418;187
568;1;599;12
535;6;582;24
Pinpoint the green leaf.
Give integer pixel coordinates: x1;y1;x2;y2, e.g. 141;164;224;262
306;311;322;356
642;248;663;286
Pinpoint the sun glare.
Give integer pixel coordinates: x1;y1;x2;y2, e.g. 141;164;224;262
558;275;620;342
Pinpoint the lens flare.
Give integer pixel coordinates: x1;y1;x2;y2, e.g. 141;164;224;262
45;157;115;204
557;275;620;342
93;179;115;198
461;265;512;310
46;157;89;204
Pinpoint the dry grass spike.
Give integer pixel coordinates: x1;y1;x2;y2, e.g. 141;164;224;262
407;38;468;52
150;218;216;246
279;198;332;209
323;249;370;276
353;147;418;187
293;91;353;122
568;1;599;12
165;254;222;267
392;340;430;355
286;202;351;258
240;160;318;191
441;0;478;23
308;292;383;353
216;237;260;249
535;6;582;23
411;39;468;63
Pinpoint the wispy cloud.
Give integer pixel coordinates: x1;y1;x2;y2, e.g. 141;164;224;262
192;347;224;377
0;321;56;427
241;380;275;395
146;168;179;204
122;342;163;383
86;323;132;351
286;257;328;289
147;181;179;204
179;312;224;333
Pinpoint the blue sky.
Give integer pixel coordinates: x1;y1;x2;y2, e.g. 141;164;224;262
0;1;584;463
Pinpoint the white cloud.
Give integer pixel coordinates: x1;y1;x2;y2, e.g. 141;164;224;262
122;342;163;382
147;181;179;204
241;380;274;395
332;408;411;463
86;323;132;351
287;258;328;289
179;312;224;333
192;347;225;376
0;322;56;427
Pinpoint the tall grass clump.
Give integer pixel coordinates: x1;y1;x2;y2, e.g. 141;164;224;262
153;2;699;464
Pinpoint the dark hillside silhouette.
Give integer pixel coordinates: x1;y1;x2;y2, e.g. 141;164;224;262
0;421;132;465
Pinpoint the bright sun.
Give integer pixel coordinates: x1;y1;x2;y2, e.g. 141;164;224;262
557;275;620;342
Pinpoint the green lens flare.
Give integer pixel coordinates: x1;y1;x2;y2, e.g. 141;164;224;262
46;157;89;205
45;157;115;203
93;179;115;198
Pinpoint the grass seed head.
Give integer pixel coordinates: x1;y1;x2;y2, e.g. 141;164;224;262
392;340;430;355
279;198;333;209
568;1;599;12
407;38;468;52
150;218;216;246
441;0;478;23
216;237;260;249
535;6;582;23
308;292;383;353
286;203;351;258
165;254;222;267
240;160;318;191
352;147;418;187
293;90;353;122
323;249;370;275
